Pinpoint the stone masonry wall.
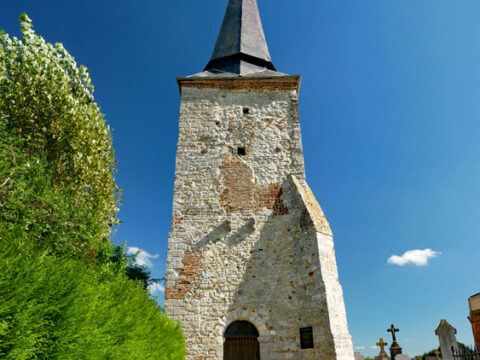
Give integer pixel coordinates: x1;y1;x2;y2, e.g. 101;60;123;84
165;77;354;360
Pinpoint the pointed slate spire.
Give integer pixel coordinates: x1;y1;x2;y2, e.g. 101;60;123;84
205;0;276;75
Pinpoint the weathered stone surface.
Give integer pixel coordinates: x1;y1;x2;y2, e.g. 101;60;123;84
165;76;354;360
375;338;389;360
355;352;365;360
435;319;458;360
395;354;411;360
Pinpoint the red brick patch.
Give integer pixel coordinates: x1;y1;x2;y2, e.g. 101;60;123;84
171;214;185;231
178;77;301;93
258;183;281;210
165;251;204;300
220;155;256;212
220;155;289;216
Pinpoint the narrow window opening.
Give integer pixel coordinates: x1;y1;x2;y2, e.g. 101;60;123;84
243;107;249;114
299;327;314;349
237;147;246;156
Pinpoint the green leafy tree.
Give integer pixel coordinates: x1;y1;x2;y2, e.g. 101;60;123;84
0;15;185;359
108;245;163;290
422;343;475;360
0;13;120;257
422;346;440;360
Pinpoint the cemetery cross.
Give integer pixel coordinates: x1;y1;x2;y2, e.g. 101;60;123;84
388;324;400;343
377;338;388;354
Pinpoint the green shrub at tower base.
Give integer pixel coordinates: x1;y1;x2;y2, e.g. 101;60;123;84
0;237;185;360
0;14;185;359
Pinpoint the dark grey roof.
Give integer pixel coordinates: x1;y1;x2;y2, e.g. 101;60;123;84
204;0;276;75
185;69;288;79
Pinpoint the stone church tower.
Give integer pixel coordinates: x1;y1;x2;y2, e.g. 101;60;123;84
165;1;355;359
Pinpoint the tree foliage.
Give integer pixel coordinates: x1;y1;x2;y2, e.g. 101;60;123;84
109;245;162;291
422;346;441;359
0;237;184;360
0;15;185;359
0;13;120;256
422;343;474;360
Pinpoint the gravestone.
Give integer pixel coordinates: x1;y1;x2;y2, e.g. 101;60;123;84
355;352;365;360
435;319;458;360
388;324;403;360
396;354;411;360
376;338;390;360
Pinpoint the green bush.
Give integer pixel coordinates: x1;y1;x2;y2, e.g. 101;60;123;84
0;238;185;360
0;14;186;359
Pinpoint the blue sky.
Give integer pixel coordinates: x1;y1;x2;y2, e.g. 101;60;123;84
2;0;479;356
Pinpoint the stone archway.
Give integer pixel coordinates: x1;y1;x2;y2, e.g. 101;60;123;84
224;321;260;360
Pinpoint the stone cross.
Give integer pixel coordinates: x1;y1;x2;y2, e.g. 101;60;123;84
435;319;458;360
388;324;403;360
377;338;388;354
388;324;400;343
434;350;441;359
376;338;390;360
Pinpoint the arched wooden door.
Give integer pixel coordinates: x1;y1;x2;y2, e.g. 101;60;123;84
224;321;260;360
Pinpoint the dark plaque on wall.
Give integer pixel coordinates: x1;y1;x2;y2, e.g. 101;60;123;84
299;327;314;349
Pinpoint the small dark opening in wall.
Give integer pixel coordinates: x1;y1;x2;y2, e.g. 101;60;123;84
243;107;249;114
300;327;314;349
237;147;246;156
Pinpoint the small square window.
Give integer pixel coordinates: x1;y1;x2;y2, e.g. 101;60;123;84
300;327;314;349
243;107;249;114
237;147;246;156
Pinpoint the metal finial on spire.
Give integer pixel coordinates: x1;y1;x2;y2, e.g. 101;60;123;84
204;0;276;75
